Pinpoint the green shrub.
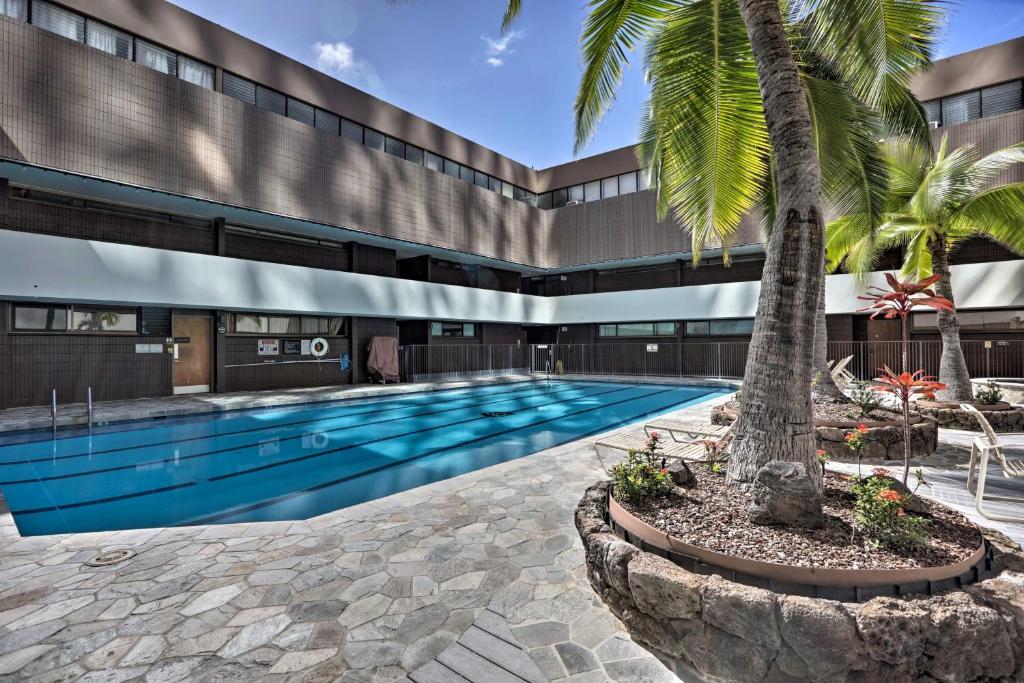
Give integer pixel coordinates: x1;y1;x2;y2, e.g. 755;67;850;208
850;383;886;418
610;433;671;504
975;382;1004;405
852;470;928;551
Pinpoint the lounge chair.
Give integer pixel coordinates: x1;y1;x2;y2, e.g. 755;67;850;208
594;429;710;465
644;418;730;442
830;355;856;390
962;404;1024;523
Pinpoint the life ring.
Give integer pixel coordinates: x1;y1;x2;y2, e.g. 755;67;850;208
310;337;329;358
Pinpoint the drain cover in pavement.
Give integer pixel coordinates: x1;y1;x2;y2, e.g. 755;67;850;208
85;548;137;567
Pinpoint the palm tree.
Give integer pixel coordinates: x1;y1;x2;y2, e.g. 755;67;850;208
828;135;1024;401
496;0;940;491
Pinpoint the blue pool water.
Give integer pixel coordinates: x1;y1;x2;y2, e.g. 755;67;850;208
0;380;726;536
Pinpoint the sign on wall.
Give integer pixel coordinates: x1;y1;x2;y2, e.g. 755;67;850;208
258;339;280;356
283;339;303;355
646;344;659;352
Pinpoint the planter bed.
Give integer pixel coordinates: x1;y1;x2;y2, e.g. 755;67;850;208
917;400;1024;433
576;480;1024;683
712;402;939;460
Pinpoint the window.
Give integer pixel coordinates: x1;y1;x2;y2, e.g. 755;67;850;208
914;309;1024;332
638;172;649;190
404;144;424;165
602;176;618;198
384;136;405;158
685;321;710;336
286;98;315;126
942;90;981;126
514;187;537;206
599;322;677;337
178;56;213;89
431;322;476;337
222;72;256;104
71;307;137;333
552;188;568;208
923;99;941;127
488;176;502;192
425;151;443;172
474;170;490;189
363;128;385;151
231;314;346;335
501;181;514;198
619;171;638;194
584;180;601;202
31;1;83;41
459;164;475;183
314;108;339;133
538;192;552;210
135;39;177;76
1;0;26;21
340;118;364;143
13;305;67;331
443;158;461;178
709;319;755;335
86;20;132;60
687;319;755;336
568;184;584;203
255;85;286;115
981;81;1022;118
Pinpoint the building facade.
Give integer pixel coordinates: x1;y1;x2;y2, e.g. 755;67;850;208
0;0;1022;408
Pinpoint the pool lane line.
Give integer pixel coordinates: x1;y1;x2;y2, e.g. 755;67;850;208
3;383;632;495
0;381;603;467
5;379;559;446
185;385;695;526
0;382;606;486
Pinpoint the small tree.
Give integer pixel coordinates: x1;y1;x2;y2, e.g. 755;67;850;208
871;367;945;486
858;273;954;374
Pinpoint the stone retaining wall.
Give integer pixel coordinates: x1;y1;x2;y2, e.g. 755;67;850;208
918;405;1024;433
711;405;939;460
576;481;1024;682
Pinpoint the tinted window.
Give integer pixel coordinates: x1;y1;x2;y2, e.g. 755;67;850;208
86;20;132;59
314;108;340;133
685;321;710;336
363;128;385;151
443;158;461;178
655;322;676;336
602;176;618;198
222;72;256;104
501;181;514;198
569;185;584;203
13;305;67;331
538;192;552;209
942;90;981;126
709;319;755;335
340;118;364;143
255;85;287;115
425;151;443;172
552;188;568;207
459;164;475;183
286;98;315;126
404;144;424;165
922;99;941;126
384;136;405;158
981;81;1022;118
474;170;490;188
584;181;601;202
71;308;137;333
618;172;638;194
1;0;26;21
488;175;502;192
598;324;617;337
32;1;83;41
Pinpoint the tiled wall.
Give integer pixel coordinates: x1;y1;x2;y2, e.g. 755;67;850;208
222;333;352;393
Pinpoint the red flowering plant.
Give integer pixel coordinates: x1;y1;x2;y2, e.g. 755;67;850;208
843;424;870;476
609;431;672;504
858;274;954;374
851;467;928;551
872;367;946;487
816;449;830;477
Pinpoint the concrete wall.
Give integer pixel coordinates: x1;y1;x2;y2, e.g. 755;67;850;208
3;230;1021;326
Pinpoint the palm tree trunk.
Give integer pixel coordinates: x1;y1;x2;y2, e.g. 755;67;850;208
728;0;825;493
929;237;974;402
813;275;847;401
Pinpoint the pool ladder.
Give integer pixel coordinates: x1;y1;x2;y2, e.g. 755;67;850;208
49;386;93;439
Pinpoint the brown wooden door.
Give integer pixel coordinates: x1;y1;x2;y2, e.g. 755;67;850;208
866;317;902;372
172;315;211;394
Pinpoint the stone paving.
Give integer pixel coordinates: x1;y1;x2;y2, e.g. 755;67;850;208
0;385;709;682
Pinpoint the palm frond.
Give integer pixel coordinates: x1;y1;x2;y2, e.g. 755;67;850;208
501;0;523;32
574;0;673;154
641;0;769;258
950;183;1024;256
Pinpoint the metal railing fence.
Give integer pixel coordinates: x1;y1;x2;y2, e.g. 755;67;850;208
400;340;1024;382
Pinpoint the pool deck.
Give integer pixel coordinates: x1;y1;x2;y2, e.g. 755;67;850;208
0;383;1019;682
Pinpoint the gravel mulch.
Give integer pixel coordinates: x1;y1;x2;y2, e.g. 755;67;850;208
721;399;903;424
620;468;981;570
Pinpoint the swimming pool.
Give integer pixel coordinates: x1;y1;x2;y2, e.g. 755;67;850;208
0;380;727;536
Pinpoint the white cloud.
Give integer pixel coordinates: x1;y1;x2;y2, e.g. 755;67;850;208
482;29;525;67
313;41;385;96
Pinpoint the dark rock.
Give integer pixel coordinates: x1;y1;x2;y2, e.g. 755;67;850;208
664;459;693;486
747;461;825;528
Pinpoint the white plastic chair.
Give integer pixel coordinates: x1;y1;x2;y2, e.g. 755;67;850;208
830;355;856;390
962;404;1024;522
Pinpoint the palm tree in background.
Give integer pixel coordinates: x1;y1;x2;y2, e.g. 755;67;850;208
828;135;1024;402
494;0;941;491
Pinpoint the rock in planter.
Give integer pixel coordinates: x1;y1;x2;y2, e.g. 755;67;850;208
871;474;929;514
748;461;824;528
664;459;694;487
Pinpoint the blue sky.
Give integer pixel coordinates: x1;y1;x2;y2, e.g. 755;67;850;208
170;0;1024;169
